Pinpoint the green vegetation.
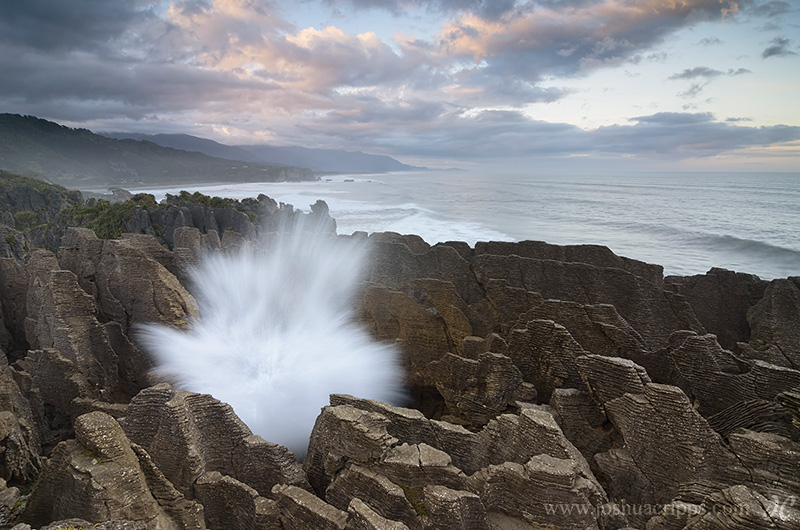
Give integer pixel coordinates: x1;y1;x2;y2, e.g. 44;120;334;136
0;168;73;195
168;190;234;209
4;236;14;245
167;189;258;222
398;483;431;517
60;193;157;239
13;210;39;229
62;200;135;239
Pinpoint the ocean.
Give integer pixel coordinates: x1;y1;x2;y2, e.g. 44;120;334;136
129;171;800;280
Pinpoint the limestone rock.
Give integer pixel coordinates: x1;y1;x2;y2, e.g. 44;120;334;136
727;429;800;495
513;299;649;363
594;447;654;515
549;388;613;467
602;383;747;505
471;254;703;350
422;485;489;530
369;233;430;255
345;498;411;530
373;443;467;491
360;285;450;387
0;258;28;356
329;395;438;448
194;471;280;530
429;352;531;427
668;332;800;418
471;454;605;530
706;400;797;441
121;384;309;499
22;249;139;401
58;229;198;332
366;241;483;307
776;390;800;432
742;278;800;369
22;411;204;529
575;355;651;407
665;268;767;352
12;348;96;447
326;465;418;529
321;396;602;487
12;248;148;446
506;320;587;401
273;484;348;530
413;279;477;354
304;404;399;495
474;240;664;288
0;365;41;482
678;484;800;529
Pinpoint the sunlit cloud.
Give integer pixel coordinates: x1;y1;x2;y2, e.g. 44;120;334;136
0;0;797;169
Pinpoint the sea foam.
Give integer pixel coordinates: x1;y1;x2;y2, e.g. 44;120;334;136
137;220;405;458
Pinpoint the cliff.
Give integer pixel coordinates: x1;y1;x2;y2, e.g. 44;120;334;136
0;183;798;529
1;171;331;263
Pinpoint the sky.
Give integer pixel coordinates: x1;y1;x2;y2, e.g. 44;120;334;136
1;0;799;171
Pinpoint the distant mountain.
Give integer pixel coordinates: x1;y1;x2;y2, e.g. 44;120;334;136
0;114;314;188
237;144;424;173
105;132;425;174
103;132;264;164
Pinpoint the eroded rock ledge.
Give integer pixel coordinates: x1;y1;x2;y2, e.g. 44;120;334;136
0;217;798;529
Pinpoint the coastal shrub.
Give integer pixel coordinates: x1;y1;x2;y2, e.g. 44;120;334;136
61;199;137;239
13;210;39;229
167;190;258;222
169;190;233;209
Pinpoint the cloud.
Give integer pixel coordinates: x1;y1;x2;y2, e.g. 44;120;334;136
591;112;800;157
762;36;798;58
669;66;751;98
0;0;796;169
434;0;746;88
0;0;154;52
669;66;751;79
678;83;707;98
317;0;519;19
262;103;800;161
670;67;724;80
697;36;723;46
749;1;791;18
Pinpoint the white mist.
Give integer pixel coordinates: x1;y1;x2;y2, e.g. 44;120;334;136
137;221;404;458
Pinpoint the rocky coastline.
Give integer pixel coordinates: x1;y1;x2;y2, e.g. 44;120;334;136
0;174;799;529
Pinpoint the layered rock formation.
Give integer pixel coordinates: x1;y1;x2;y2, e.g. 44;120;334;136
0;194;797;529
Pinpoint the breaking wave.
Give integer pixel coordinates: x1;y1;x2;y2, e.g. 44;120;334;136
137;219;405;458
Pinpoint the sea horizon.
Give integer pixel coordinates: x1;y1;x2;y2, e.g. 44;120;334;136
121;170;800;281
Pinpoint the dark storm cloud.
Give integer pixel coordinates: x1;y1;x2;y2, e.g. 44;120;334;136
0;46;281;121
0;0;154;52
762;37;797;58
